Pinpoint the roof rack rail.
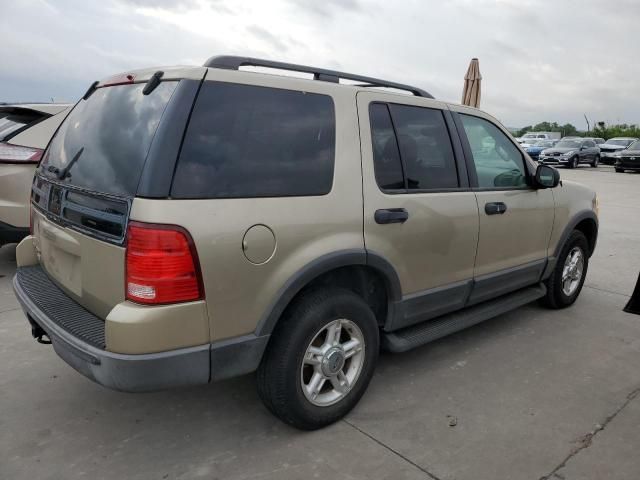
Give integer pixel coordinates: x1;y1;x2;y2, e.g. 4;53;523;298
203;55;434;99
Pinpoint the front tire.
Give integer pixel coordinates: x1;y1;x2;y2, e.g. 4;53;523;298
591;155;599;168
568;156;579;169
257;288;379;430
542;230;589;309
615;167;624;173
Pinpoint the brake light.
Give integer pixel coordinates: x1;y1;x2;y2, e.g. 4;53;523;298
125;222;204;305
101;73;135;87
0;142;43;164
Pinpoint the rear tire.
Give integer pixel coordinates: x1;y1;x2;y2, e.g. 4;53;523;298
257;288;379;430
542;230;589;309
615;167;624;173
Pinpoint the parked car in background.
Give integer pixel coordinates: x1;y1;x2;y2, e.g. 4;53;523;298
516;131;561;145
585;137;605;145
526;139;559;161
615;139;640;173
12;57;598;430
599;137;637;164
0;103;71;246
539;138;600;168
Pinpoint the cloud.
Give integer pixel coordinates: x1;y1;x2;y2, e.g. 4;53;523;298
246;25;290;53
1;0;638;128
286;0;362;18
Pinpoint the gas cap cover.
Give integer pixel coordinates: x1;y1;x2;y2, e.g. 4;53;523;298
242;224;276;265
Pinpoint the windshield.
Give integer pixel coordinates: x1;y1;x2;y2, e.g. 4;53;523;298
628;140;640;150
534;140;555;148
605;139;633;147
522;134;538;139
555;140;582;149
41;82;177;196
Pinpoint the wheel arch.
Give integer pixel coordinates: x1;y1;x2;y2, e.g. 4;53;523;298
254;250;402;337
554;211;598;258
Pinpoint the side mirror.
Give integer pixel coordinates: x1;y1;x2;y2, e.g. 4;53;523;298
535;164;560;188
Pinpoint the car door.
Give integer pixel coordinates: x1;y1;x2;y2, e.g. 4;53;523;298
584;139;597;162
451;109;555;305
358;92;479;330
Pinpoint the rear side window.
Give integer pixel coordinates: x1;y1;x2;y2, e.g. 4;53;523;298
388;104;458;190
369;104;404;189
41;82;178;197
369;102;459;191
171;82;335;198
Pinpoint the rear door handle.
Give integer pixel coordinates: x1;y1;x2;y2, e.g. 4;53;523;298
375;208;409;224
485;202;507;215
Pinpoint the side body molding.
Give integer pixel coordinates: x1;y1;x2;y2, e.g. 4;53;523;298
254;249;402;337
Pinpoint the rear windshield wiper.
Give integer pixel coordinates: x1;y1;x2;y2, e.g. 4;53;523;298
56;147;84;180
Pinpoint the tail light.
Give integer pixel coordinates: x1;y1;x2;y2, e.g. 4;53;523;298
0;142;43;164
125;222;204;305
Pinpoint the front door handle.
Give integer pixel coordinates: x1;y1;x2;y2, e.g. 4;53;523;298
375;208;409;224
485;202;507;215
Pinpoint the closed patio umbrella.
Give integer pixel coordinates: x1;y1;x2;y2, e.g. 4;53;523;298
462;58;482;108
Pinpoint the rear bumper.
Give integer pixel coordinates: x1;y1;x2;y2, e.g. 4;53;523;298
0;220;29;245
13;266;269;392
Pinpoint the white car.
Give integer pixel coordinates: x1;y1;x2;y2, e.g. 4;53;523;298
0;103;71;245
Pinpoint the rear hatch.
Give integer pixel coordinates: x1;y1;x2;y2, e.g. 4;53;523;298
31;69;203;318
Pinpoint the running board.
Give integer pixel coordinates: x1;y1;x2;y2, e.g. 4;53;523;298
382;284;546;353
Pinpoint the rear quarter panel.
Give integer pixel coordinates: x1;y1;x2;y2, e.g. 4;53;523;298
131;71;364;341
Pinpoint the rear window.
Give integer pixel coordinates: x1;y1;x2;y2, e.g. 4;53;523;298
171;81;335;198
0;110;44;141
41;82;177;197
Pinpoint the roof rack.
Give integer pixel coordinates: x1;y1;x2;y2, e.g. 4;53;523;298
203;55;434;99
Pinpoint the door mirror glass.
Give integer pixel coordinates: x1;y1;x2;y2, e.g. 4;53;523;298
535;164;560;188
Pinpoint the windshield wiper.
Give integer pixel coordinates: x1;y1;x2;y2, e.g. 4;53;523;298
57;147;84;180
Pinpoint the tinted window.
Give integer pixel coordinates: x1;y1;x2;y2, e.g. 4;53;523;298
172;82;335;198
584;140;595;148
369;103;404;190
42;82;177;196
388;104;458;190
460;114;528;189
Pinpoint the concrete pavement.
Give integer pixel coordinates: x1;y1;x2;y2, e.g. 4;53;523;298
1;165;639;480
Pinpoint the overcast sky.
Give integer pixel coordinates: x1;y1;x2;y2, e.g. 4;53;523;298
1;0;638;128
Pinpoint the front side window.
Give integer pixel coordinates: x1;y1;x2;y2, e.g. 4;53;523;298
172;82;335;198
584;140;595;148
460;114;528;189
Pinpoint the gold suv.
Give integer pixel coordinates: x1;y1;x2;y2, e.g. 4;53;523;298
13;57;598;430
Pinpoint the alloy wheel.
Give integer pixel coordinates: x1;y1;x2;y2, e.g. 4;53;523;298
301;318;365;407
562;246;584;296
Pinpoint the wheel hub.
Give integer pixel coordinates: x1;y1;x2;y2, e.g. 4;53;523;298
321;347;345;376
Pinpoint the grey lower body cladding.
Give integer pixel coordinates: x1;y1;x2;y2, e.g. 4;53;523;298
12;265;268;392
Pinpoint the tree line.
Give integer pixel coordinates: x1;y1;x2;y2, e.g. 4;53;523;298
515;122;640;140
